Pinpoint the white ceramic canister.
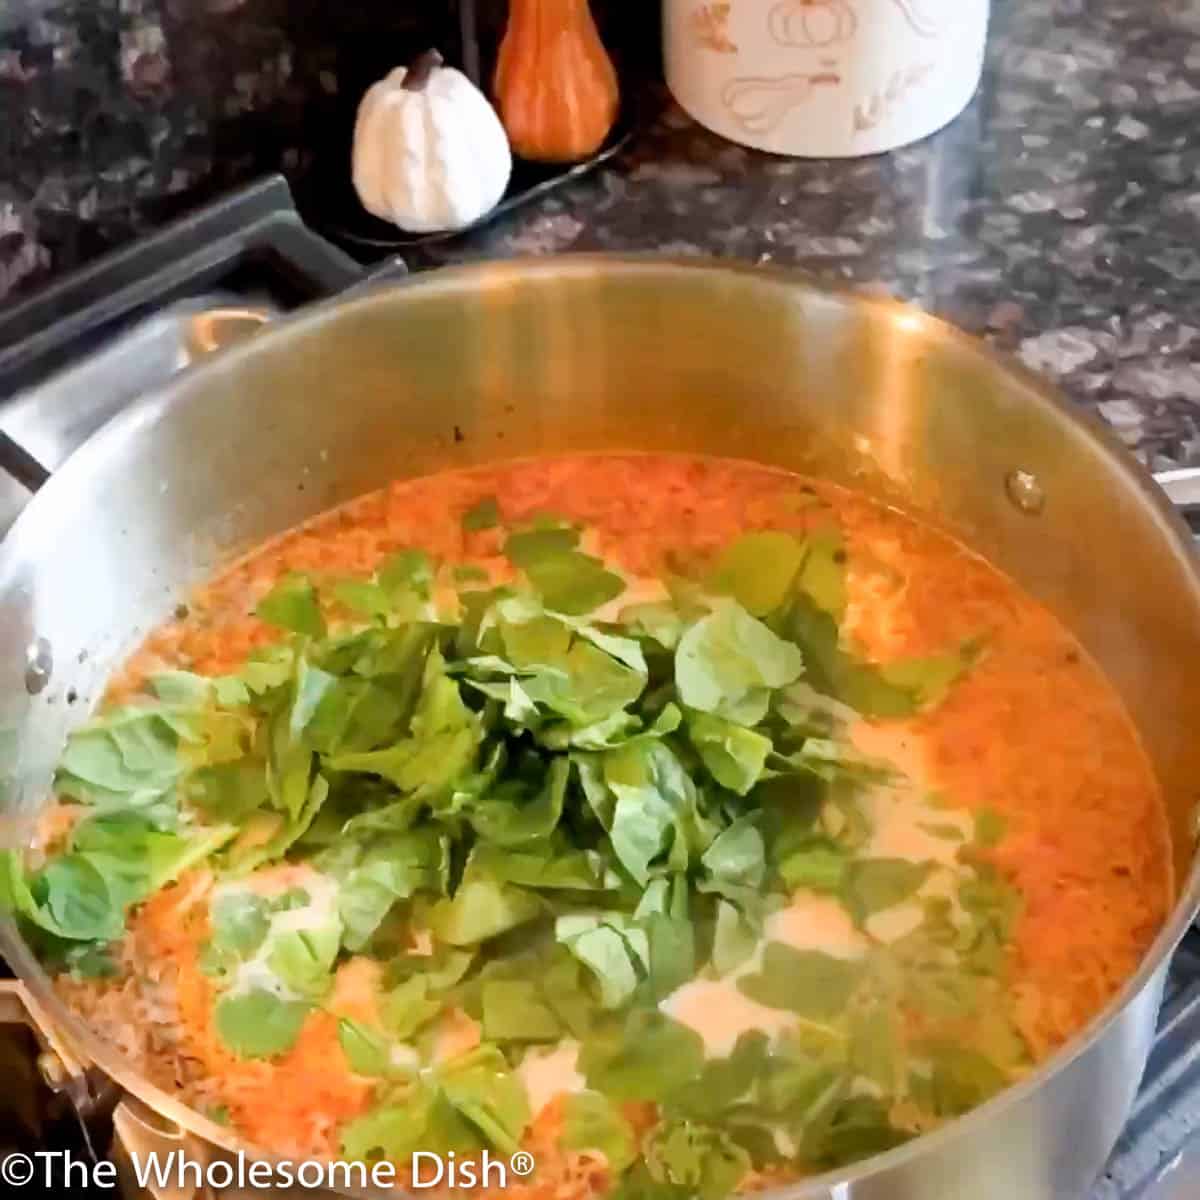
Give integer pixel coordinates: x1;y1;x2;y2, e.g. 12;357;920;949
663;0;990;157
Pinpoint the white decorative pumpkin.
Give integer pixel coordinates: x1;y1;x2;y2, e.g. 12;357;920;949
352;50;513;234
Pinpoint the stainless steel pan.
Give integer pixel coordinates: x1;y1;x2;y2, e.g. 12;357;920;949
2;256;1199;1200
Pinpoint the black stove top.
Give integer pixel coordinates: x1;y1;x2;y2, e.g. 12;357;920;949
0;179;1197;1200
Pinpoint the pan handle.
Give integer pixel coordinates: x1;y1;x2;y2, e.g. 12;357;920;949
0;253;408;503
0;304;273;496
173;255;408;352
0;175;408;514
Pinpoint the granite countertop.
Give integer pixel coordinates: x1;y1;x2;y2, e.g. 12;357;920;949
2;0;1200;468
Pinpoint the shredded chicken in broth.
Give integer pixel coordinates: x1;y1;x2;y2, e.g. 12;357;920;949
8;455;1169;1196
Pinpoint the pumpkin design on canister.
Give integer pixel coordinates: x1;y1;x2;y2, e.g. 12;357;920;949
768;0;857;48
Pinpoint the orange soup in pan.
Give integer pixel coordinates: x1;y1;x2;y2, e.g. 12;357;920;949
10;455;1168;1195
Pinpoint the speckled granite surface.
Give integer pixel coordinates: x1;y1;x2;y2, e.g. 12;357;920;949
2;0;1200;467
